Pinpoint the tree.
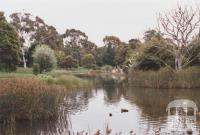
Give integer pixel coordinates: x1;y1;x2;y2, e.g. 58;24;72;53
101;36;121;67
10;12;35;68
189;37;200;66
80;40;97;55
158;5;200;70
62;29;97;64
60;55;78;69
81;54;96;69
33;25;63;50
103;36;121;47
63;29;86;62
33;45;57;73
114;43;127;67
10;12;63;68
102;44;116;66
95;47;105;66
144;29;162;42
0;12;21;71
55;50;65;66
25;42;38;67
62;29;88;47
136;35;175;70
128;38;141;49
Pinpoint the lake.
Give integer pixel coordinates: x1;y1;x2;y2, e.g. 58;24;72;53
1;76;200;135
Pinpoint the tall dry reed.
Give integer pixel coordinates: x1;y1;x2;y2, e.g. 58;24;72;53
129;67;200;89
0;78;65;124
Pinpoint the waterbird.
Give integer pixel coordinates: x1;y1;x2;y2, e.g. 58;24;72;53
187;129;193;134
121;109;129;113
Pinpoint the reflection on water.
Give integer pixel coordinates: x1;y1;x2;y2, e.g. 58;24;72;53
1;76;200;134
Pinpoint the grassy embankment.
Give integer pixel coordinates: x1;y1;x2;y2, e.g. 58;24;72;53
0;67;93;125
129;67;200;89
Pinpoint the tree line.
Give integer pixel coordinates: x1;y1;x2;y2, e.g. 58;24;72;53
0;5;200;72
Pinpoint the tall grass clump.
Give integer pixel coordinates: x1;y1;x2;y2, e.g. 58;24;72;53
38;74;93;90
129;67;200;89
0;78;65;124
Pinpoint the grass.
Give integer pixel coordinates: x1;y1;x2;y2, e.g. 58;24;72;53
0;67;91;78
48;67;91;77
0;67;34;78
129;67;200;89
38;74;93;90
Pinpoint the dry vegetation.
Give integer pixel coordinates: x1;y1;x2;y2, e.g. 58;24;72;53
0;78;66;124
130;67;200;89
0;73;94;124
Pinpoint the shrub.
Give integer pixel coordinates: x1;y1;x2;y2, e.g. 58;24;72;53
60;55;78;69
32;63;40;75
81;54;96;69
33;45;57;73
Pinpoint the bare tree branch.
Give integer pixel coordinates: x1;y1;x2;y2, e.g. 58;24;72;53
157;5;200;70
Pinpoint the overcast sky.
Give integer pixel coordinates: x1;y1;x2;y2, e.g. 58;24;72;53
0;0;200;45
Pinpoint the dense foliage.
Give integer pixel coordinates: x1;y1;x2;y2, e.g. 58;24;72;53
0;12;21;72
60;55;78;69
0;8;200;71
81;54;96;69
136;32;175;70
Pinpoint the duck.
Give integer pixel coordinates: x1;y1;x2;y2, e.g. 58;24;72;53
121;108;129;113
186;129;193;135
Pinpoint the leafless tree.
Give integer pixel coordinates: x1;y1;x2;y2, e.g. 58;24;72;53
158;5;200;70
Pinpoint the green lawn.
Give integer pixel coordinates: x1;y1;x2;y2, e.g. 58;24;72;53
48;67;91;77
0;67;91;78
0;67;34;78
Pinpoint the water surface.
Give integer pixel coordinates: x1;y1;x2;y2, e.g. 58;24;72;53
1;77;200;134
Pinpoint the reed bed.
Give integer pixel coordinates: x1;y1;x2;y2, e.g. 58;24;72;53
0;75;93;124
0;78;65;124
0;76;94;135
129;67;200;89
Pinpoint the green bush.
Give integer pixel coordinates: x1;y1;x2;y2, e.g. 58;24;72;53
32;63;40;75
33;45;57;73
60;55;78;69
81;54;96;69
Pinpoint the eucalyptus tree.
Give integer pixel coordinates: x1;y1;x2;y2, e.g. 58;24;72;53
10;12;63;67
62;29;97;64
103;36;121;47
